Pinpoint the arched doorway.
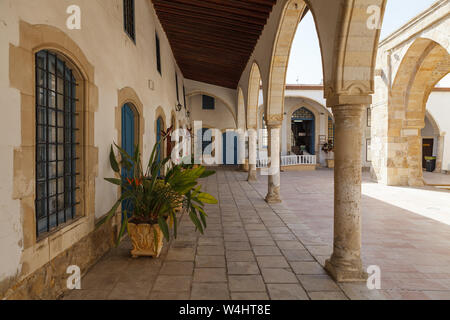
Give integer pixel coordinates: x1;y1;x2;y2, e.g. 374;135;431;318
291;107;315;155
122;103;137;163
121;103;138;216
384;38;450;186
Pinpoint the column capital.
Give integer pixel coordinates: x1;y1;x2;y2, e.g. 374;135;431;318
331;104;366;117
326;94;372;108
265;114;283;128
266;123;282;129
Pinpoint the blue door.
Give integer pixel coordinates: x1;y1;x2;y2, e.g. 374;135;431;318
222;132;238;165
156;117;163;163
121;103;135;217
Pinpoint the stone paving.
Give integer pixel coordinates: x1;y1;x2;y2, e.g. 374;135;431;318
64;167;450;300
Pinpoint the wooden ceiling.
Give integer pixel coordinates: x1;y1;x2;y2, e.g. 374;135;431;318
152;0;278;89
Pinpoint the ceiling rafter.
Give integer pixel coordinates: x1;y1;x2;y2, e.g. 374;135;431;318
152;0;277;88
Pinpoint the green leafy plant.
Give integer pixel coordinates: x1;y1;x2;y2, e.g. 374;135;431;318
97;134;217;245
322;140;334;154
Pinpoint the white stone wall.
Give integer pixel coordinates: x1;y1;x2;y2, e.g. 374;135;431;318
427;91;450;172
0;0;188;283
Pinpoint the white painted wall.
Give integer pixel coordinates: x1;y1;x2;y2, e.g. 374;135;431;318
0;0;189;283
188;94;236;130
427;91;450;172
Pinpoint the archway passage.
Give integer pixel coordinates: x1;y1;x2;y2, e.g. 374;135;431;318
291;107;315;155
387;38;450;186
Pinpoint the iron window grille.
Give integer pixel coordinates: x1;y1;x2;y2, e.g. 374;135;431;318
35;50;80;237
123;0;136;43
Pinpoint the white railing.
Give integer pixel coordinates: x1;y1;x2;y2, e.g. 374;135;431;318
281;155;316;166
256;158;269;169
256;155;316;168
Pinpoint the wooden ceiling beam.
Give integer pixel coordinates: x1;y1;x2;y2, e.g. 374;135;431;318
152;0;277;88
200;0;274;13
165;0;270;20
153;1;267;26
152;6;264;32
161;23;258;47
165;31;256;52
157;16;262;36
171;40;250;56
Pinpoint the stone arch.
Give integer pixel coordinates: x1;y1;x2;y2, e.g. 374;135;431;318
387;38;450;186
186;91;237;127
425;110;441;136
237;87;246;130
247;62;262;130
325;0;387;100
266;0;307;121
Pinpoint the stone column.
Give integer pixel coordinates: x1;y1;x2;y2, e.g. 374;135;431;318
325;103;367;282
265;123;282;204
248;128;257;182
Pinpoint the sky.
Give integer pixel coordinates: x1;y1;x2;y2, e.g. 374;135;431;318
286;0;450;86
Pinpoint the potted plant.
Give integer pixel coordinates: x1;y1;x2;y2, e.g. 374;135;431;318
322;140;335;168
97;135;217;258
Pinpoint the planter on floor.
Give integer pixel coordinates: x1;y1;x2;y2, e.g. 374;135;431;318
327;159;335;168
128;222;164;258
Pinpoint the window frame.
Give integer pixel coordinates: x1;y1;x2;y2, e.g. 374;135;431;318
202;95;215;110
123;0;136;43
35;49;81;238
156;32;162;75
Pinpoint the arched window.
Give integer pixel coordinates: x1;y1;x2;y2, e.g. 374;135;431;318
35;50;79;236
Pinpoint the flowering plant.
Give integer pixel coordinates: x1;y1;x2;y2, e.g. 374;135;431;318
322;140;334;154
97;134;217;245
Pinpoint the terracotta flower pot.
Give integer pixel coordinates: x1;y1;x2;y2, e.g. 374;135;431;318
327;159;335;169
127;222;164;258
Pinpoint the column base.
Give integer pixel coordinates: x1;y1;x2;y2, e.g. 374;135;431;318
325;257;367;282
247;170;257;182
265;186;281;204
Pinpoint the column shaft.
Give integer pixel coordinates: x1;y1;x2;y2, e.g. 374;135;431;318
265;124;281;204
248;129;257;182
325;104;367;282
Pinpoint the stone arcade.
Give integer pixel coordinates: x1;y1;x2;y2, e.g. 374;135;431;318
0;0;449;300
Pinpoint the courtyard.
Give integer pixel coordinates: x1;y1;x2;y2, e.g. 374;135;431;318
63;168;450;300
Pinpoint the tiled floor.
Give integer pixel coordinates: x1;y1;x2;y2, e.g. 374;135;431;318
64;167;450;300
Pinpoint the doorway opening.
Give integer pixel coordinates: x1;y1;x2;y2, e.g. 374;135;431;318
291;107;315;155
